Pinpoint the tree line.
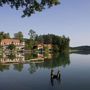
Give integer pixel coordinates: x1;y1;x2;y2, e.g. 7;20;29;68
0;30;70;52
35;34;70;52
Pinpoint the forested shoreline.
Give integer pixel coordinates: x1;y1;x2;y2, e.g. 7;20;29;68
0;30;70;52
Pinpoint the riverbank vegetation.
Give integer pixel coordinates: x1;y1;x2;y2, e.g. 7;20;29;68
0;30;70;53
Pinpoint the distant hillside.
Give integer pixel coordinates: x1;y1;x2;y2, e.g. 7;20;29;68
70;46;90;51
70;46;90;54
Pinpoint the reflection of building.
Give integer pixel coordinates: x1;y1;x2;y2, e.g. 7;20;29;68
37;53;44;58
0;39;25;50
47;53;53;59
0;53;25;63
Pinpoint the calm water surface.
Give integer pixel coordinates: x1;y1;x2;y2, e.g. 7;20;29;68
0;53;90;90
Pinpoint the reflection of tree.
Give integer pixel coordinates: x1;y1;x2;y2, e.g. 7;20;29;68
0;55;3;58
33;52;70;69
25;53;37;60
0;64;10;72
7;53;16;60
0;52;70;73
28;52;70;74
51;52;70;68
71;51;90;55
28;63;37;74
13;64;23;72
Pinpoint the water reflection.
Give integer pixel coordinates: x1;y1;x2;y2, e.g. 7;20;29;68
71;51;90;55
0;64;9;72
0;52;25;63
14;63;23;72
50;69;61;86
28;63;37;74
1;53;90;90
0;52;70;72
0;52;70;87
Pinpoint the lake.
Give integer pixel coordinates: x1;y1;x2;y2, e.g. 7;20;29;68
0;53;90;90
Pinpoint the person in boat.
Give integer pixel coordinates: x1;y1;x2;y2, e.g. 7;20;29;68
50;69;61;86
51;69;60;79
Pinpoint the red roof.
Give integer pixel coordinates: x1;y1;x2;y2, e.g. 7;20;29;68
1;39;20;46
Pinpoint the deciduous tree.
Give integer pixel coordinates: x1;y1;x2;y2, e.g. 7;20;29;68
14;31;23;42
0;0;60;17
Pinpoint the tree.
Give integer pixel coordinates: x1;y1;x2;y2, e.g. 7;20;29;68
0;32;10;41
3;33;10;39
36;34;70;52
14;31;23;42
0;32;4;42
7;44;16;50
27;29;37;49
28;29;36;40
0;0;60;17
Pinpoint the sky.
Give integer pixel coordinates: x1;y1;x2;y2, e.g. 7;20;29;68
0;0;90;47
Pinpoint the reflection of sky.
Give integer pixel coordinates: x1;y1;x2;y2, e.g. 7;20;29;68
0;0;90;46
70;54;90;66
61;54;90;90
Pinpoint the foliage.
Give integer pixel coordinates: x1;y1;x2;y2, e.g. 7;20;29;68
36;34;70;52
24;39;31;50
0;31;10;41
7;53;16;60
7;44;16;50
14;64;23;72
0;46;3;55
0;45;2;49
28;52;70;70
25;38;36;50
25;53;37;60
28;29;37;40
0;30;70;52
0;64;9;72
0;0;60;17
25;32;70;52
27;29;37;50
14;31;23;42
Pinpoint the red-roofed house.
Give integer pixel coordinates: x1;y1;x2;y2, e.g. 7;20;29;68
0;39;25;50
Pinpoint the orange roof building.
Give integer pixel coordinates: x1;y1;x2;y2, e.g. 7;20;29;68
0;39;20;46
0;39;25;50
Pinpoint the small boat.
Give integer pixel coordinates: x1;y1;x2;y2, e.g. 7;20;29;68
51;69;60;79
